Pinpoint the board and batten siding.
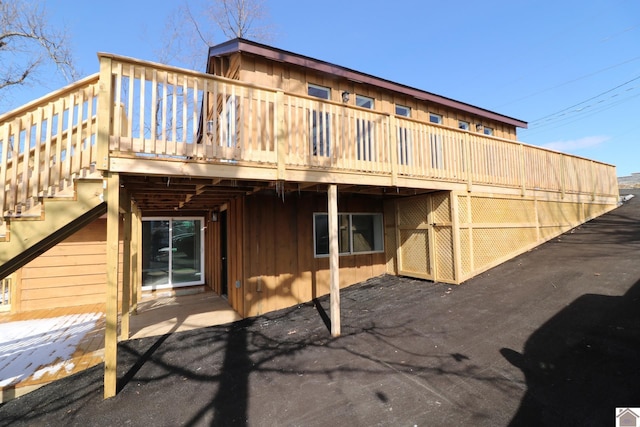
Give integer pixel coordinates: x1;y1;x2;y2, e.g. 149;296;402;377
234;52;518;140
241;192;386;317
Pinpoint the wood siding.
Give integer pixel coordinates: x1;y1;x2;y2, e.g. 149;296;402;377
242;192;386;317
236;53;517;140
17;219;121;311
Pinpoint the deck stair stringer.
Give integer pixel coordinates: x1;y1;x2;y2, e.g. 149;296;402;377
0;178;106;279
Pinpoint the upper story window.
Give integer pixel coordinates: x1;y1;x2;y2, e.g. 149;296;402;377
356;95;374;109
396;105;411;117
429;113;443;124
308;83;331;100
458;121;470;131
484;127;494;136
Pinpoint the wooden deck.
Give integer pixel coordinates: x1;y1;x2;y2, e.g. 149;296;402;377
0;291;240;403
0;53;618;219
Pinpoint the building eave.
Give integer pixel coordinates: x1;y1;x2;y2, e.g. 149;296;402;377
208;38;528;129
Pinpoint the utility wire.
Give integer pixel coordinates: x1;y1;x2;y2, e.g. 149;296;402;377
497;56;640;108
529;74;640;124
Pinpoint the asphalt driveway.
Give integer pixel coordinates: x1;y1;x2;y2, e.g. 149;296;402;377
1;190;639;426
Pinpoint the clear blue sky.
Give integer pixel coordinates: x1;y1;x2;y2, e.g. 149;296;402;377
3;0;639;176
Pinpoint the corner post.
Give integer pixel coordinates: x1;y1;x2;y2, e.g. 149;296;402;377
275;90;286;181
97;55;114;171
389;115;398;187
131;203;141;314
519;143;526;196
328;184;340;337
120;196;132;341
464;132;473;192
104;172;120;399
560;154;566;199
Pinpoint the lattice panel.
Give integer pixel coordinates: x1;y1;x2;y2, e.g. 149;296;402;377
471;197;536;224
397;198;428;229
435;227;454;281
583;202;609;220
458;195;469;224
472;227;538;270
432;192;451;223
538;225;567;241
537;201;581;226
459;228;471;276
399;229;430;275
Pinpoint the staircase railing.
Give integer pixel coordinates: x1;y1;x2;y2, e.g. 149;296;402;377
0;75;100;219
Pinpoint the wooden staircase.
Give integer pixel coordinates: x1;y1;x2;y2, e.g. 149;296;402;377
0;178;106;279
1;74;104;285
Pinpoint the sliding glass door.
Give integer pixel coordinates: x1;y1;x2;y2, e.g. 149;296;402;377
142;217;204;290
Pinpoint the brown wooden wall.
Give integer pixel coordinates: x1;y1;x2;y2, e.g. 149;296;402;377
235;52;518;140
16;219;119;312
241;191;387;317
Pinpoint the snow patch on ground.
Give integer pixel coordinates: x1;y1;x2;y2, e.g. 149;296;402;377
0;312;101;387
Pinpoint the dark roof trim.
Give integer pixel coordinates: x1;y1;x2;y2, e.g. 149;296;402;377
208;39;528;129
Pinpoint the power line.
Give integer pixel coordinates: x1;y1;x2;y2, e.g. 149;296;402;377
521;91;640;137
529;74;640;125
496;56;640;108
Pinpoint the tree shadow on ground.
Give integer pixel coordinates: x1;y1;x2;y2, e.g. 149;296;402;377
502;279;640;426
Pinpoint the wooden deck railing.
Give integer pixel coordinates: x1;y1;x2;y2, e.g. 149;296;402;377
0;75;100;217
1;53;618;218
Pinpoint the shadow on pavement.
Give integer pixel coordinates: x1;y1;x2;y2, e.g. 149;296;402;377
503;280;640;426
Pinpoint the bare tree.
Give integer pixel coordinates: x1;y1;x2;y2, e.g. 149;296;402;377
152;0;274;70
207;0;273;40
0;0;77;92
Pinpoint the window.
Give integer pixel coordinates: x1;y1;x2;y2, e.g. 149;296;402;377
356;95;375;161
220;96;238;148
314;213;384;257
396;105;412;165
310;110;331;156
142;218;204;290
429;113;444;168
308;84;331;156
356;95;374;109
308;83;331;100
458;120;470;131
484;126;494;136
395;105;411;117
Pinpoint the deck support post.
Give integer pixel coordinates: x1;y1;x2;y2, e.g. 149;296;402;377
104;172;120;399
120;197;132;341
328;184;340;337
97;56;113;171
389;115;398;187
131;203;141;314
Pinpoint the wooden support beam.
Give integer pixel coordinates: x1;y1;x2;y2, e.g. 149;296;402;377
275;91;286;181
104;172;120;399
389;115;398;186
120;197;132;341
131;203;141;315
328;184;340;337
97;56;113;171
